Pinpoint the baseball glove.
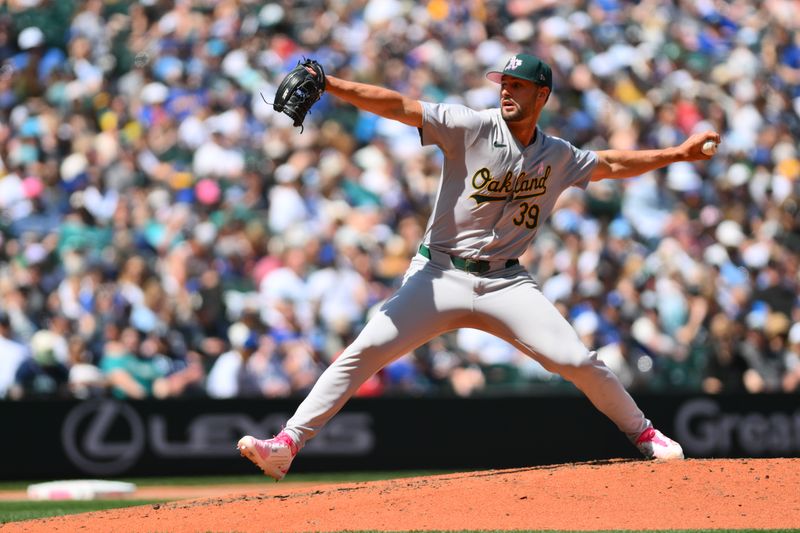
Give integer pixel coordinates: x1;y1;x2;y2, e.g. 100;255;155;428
272;59;326;132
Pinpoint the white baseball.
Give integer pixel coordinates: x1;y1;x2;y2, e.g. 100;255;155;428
701;140;717;156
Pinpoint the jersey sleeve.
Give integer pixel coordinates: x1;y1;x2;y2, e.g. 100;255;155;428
562;141;599;190
419;102;485;156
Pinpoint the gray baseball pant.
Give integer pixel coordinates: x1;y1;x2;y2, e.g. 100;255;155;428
285;251;650;447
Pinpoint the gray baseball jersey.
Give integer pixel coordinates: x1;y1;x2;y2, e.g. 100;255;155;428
284;102;650;451
420;102;597;260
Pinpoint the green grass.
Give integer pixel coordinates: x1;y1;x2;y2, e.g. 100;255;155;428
0;499;167;523
0;470;455;491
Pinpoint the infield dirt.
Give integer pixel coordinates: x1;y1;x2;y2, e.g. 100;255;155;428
3;458;799;532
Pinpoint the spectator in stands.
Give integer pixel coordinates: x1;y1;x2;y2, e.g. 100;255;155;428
783;323;800;392
206;322;290;399
0;312;29;399
101;326;167;399
13;329;69;398
66;334;106;399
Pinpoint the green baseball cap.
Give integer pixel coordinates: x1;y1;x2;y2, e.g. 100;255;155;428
486;54;552;90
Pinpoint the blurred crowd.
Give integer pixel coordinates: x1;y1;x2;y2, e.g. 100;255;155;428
0;0;799;401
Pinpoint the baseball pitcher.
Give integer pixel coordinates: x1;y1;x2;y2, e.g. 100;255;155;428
239;54;721;480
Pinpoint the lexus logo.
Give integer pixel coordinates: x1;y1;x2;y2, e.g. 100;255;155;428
62;401;145;476
59;401;375;476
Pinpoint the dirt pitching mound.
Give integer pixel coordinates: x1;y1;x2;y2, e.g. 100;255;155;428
5;458;799;532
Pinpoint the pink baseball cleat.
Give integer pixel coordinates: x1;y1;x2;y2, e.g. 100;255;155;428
237;431;298;481
635;427;684;460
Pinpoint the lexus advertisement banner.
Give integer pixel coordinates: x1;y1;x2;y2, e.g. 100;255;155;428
0;395;797;480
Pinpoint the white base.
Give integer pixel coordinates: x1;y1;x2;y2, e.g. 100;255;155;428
27;480;137;500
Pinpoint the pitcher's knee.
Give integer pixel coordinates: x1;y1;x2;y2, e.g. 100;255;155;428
549;350;604;380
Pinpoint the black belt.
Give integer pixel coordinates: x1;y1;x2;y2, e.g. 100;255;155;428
418;244;519;274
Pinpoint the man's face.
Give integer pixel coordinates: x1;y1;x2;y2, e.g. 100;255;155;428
499;75;547;122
